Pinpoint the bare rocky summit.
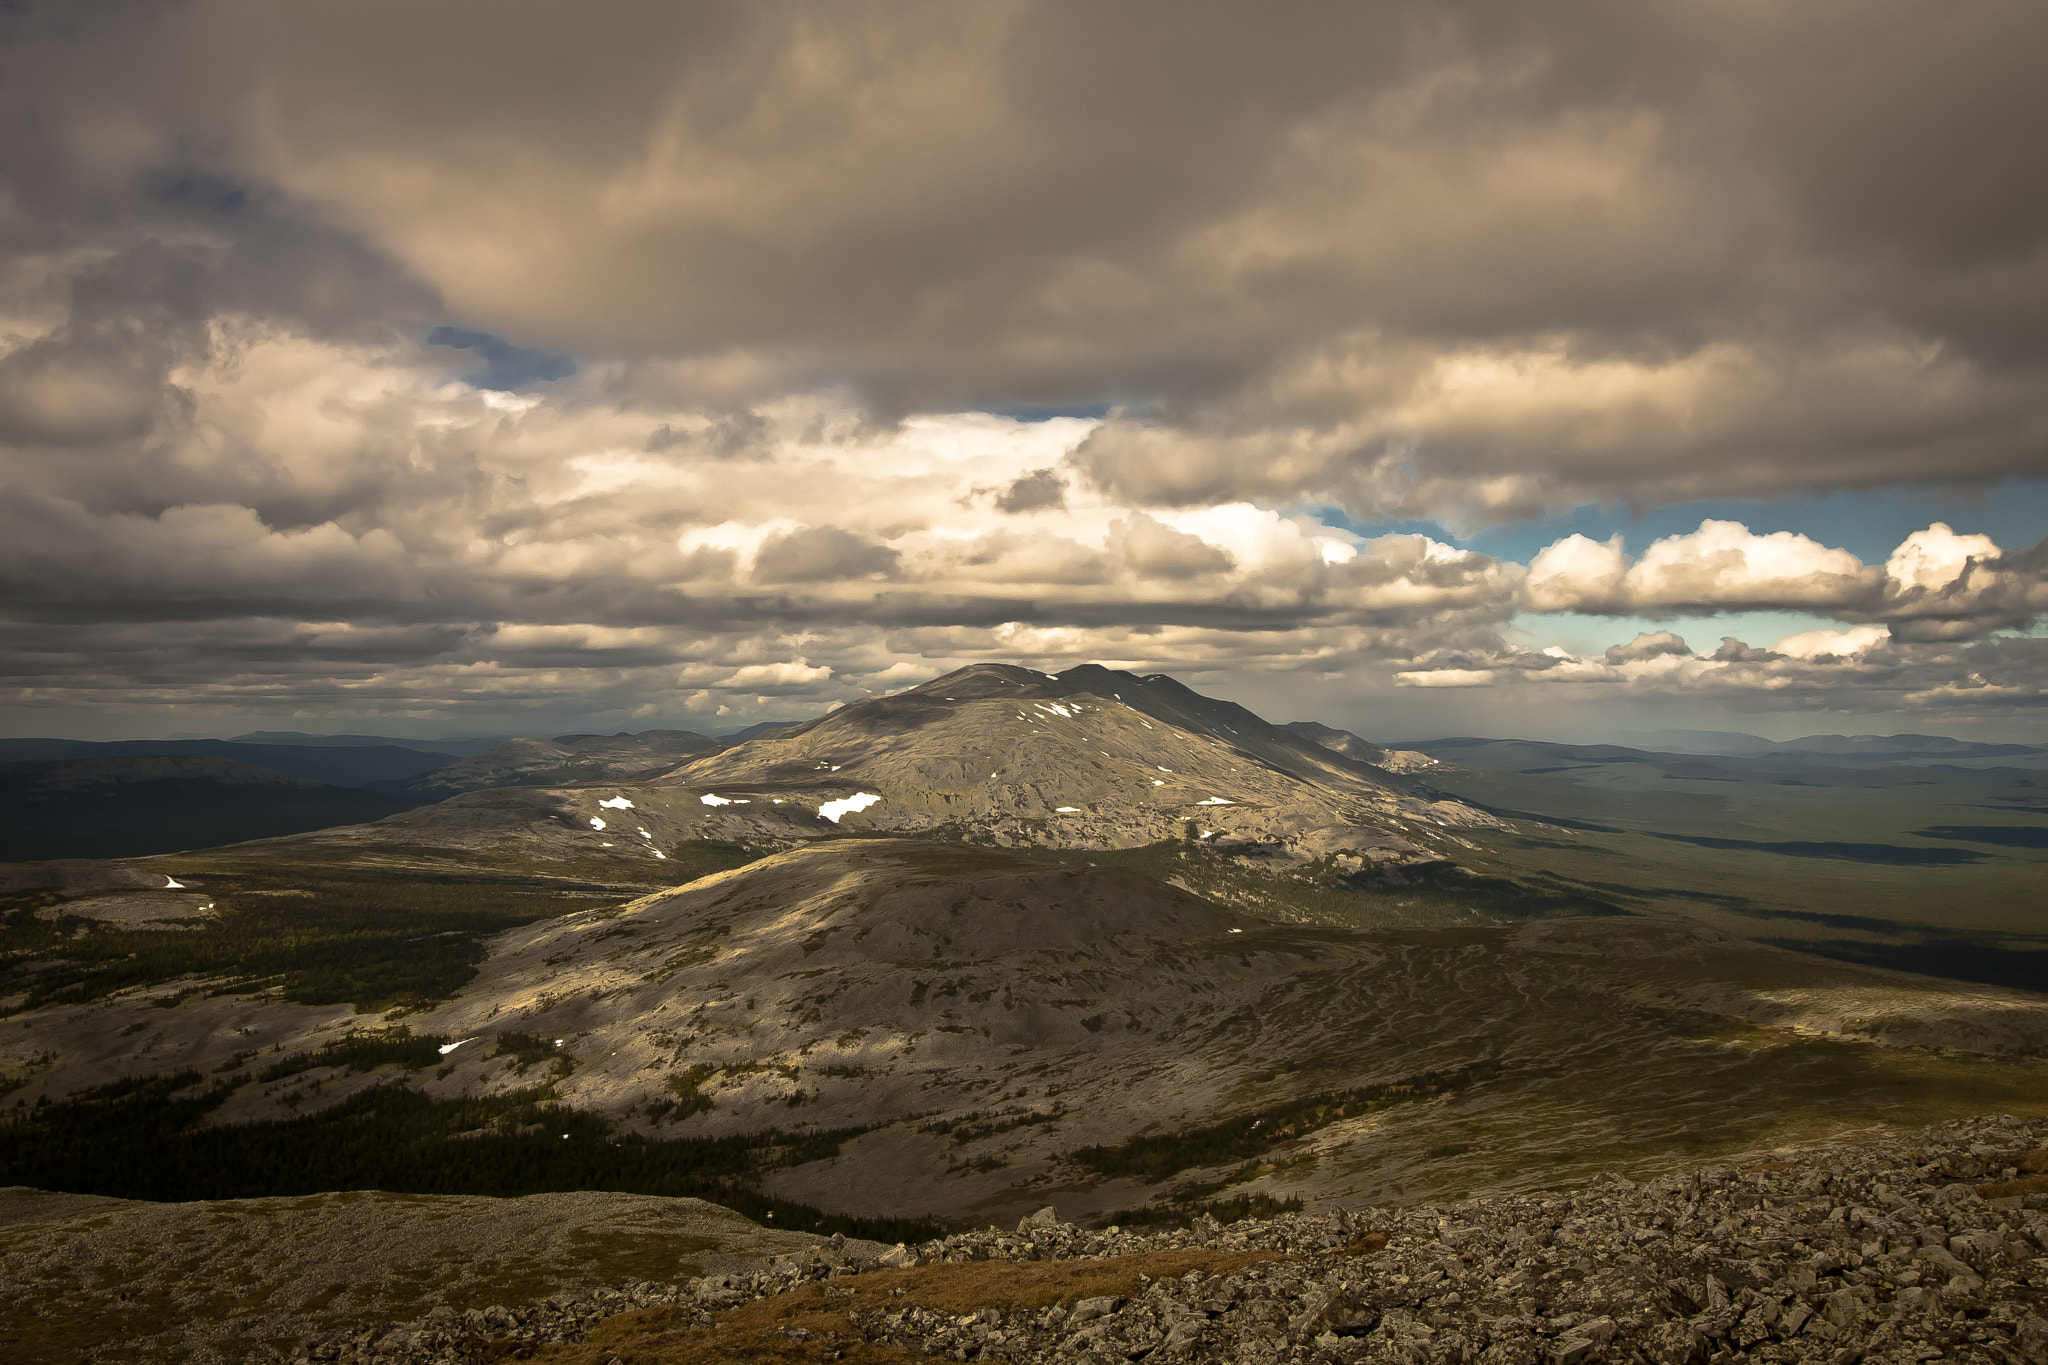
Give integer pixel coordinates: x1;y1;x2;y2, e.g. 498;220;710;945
278;1114;2048;1365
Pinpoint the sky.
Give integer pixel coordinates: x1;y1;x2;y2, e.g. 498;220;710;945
1;1;2044;745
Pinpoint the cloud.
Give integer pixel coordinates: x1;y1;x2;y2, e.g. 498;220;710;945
1605;630;1691;665
751;526;901;584
1772;625;1892;661
1108;515;1235;581
1525;521;1876;615
715;659;832;691
994;467;1066;514
0;2;2043;732
1520;519;2047;642
4;2;2044;519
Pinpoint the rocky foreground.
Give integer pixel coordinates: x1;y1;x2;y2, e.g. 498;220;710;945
297;1113;2048;1365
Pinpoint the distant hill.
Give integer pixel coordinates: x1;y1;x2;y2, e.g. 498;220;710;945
227;730;508;756
1281;720;1439;773
371;729;733;798
0;738;458;788
0;756;424;860
1613;727;2046;766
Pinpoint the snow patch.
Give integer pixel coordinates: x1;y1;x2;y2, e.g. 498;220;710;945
1196;797;1234;805
1055;806;1081;813
438;1038;476;1056
700;794;734;806
818;792;882;823
163;876;184;890
589;817;606;830
598;796;634;809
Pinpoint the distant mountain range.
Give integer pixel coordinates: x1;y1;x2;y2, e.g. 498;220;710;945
0;756;423;861
368;729;736;798
226;730;509;756
0;738;461;788
1611;727;2048;766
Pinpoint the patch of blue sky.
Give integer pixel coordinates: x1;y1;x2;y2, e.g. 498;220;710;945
984;401;1115;423
424;326;577;392
147;171;254;216
1308;480;2048;565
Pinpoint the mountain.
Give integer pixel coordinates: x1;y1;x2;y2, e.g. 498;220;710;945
370;729;733;798
646;663;1489;859
270;663;1498;900
0;738;458;788
0;756;425;860
229;730;509;756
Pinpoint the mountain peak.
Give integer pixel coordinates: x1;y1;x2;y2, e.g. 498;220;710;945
639;661;1490;864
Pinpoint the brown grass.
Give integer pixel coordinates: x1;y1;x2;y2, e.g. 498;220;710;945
530;1238;1389;1365
1972;1145;2048;1198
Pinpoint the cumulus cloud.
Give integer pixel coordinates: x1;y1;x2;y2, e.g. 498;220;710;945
1525;521;1876;615
1605;631;1691;665
752;526;901;584
1519;519;2046;643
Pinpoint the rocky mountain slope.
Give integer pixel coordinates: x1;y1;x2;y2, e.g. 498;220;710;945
650;664;1489;858
36;1113;2038;1365
0;1185;876;1364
